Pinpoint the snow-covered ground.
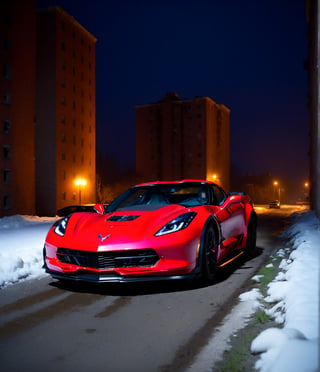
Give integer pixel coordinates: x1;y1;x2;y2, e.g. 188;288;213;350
0;215;57;287
0;208;319;371
240;207;319;372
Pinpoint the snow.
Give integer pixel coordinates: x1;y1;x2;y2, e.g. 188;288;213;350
247;209;320;372
0;215;57;287
0;209;319;371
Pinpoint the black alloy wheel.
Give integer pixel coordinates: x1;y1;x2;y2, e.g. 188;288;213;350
245;214;257;258
201;225;218;283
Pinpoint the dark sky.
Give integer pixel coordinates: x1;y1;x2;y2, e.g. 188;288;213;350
37;0;309;184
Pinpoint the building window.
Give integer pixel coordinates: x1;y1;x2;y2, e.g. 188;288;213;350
3;195;11;210
4;63;10;79
62;152;65;160
73;136;76;145
62;192;66;201
62;78;66;88
4;169;11;184
4;13;12;27
62;60;66;70
61;133;66;142
3;39;10;51
61;22;66;32
3;120;11;134
3;145;11;159
73;119;76;128
61;41;65;51
61;115;65;124
61;96;66;105
4;91;11;105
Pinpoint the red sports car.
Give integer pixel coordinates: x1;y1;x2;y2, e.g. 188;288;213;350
44;180;257;284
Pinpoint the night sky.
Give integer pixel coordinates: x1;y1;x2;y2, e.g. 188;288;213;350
37;0;309;186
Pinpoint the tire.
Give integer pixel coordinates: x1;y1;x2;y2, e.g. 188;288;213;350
42;246;47;269
245;214;257;258
200;225;218;284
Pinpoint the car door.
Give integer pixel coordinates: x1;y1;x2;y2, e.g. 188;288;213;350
209;185;246;261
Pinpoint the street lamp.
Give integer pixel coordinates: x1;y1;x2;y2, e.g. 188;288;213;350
304;181;309;202
273;181;278;200
273;180;280;202
74;178;87;204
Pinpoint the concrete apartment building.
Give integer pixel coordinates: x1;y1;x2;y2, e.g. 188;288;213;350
0;0;37;216
0;1;96;217
136;93;230;190
36;7;97;216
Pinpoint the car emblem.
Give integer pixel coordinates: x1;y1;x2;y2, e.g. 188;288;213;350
98;233;110;243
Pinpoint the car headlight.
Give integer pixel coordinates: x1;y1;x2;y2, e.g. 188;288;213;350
155;212;196;236
54;215;70;236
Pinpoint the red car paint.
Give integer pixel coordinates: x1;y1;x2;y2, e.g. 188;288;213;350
44;180;257;283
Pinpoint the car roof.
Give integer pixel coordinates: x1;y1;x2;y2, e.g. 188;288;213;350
135;179;219;187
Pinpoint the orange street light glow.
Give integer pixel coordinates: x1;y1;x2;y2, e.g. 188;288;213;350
74;178;87;187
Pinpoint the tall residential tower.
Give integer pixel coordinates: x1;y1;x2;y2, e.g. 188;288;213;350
36;7;97;215
0;0;37;216
136;93;230;190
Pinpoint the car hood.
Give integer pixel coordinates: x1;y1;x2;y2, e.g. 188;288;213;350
60;204;192;251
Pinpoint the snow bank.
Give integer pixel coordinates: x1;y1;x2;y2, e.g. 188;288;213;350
0;215;57;288
250;210;319;372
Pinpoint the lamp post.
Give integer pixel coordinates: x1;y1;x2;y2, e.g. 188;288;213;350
273;180;280;202
273;181;278;200
74;178;87;204
304;181;309;202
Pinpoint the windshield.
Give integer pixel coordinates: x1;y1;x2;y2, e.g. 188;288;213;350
106;182;209;212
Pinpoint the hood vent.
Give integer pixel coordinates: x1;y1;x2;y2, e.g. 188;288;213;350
106;215;140;222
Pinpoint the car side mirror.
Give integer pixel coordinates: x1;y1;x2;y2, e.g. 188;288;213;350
94;204;105;214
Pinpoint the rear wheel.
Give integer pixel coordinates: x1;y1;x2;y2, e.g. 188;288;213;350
200;225;218;284
245;214;257;258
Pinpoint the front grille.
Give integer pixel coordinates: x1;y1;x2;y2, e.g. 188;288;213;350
56;248;159;269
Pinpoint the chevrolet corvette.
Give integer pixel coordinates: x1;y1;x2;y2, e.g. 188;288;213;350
44;180;257;284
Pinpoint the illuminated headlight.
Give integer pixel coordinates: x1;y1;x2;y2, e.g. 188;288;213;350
54;215;70;236
155;212;196;236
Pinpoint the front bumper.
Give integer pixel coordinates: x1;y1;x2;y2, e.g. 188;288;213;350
45;267;200;283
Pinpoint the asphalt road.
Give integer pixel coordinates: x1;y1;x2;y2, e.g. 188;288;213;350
0;206;302;372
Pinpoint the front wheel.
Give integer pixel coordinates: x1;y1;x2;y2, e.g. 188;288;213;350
200;225;218;284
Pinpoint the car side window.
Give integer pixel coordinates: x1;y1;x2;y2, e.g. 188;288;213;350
211;185;226;206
